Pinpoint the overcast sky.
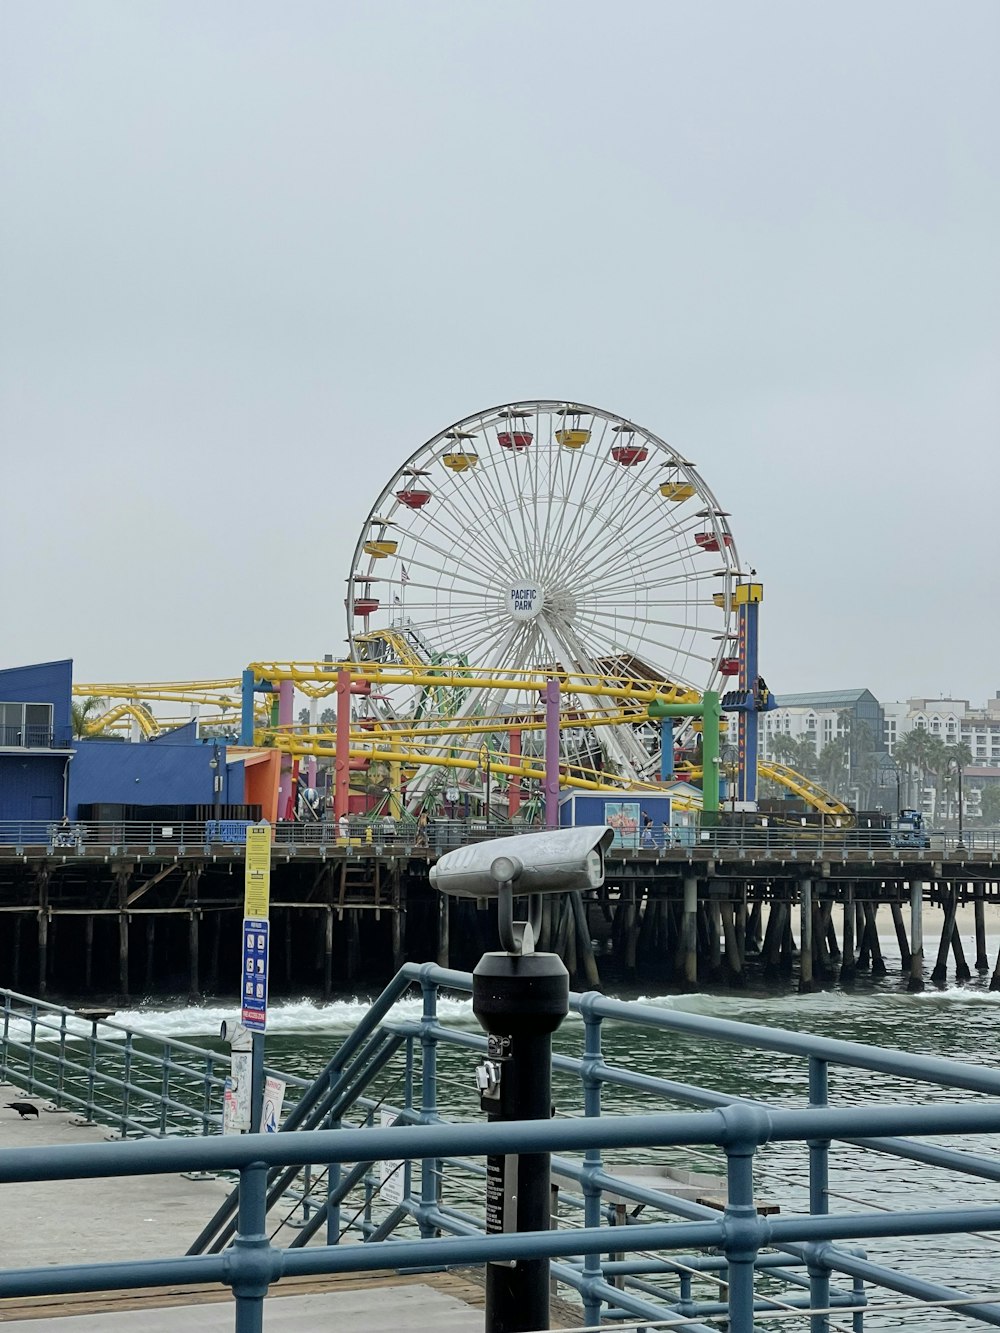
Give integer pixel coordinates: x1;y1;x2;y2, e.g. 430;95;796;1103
2;1;997;706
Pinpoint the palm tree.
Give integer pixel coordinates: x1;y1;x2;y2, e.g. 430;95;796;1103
70;695;108;738
938;741;973;824
768;734;820;778
894;729;938;808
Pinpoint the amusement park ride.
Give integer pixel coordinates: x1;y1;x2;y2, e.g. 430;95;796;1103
74;401;851;824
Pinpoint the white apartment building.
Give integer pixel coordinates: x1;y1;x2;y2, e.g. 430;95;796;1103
883;695;1000;767
759;689;883;762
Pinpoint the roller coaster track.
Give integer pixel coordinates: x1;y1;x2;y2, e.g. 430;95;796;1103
74;664;847;815
84;701;161;738
758;762;854;819
685;762;852;819
245;660;700;706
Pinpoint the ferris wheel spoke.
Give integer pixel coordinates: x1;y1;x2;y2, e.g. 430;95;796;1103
579;614;718;667
535;408;601;584
457;451;537;574
581;604;714;638
422;451;531;578
400;503;510;586
476;421;540;570
572;492;701;585
542;414;619;568
438;450;535;574
576;535;721;590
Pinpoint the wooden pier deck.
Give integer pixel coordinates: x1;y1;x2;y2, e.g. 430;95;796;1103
0;1083;566;1330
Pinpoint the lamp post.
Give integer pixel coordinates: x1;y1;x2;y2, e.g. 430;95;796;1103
949;757;966;854
877;755;902;816
721;744;739;817
209;743;222;835
480;742;492;825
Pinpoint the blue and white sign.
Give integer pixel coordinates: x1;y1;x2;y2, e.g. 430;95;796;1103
241;917;270;1031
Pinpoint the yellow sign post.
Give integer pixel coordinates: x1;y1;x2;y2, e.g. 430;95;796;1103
244;823;272;920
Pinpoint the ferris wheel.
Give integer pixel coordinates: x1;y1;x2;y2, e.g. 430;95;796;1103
346;400;741;780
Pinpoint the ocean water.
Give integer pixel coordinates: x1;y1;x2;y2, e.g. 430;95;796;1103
73;919;1000;1332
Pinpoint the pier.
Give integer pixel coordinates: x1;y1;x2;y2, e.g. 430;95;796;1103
2;821;999;998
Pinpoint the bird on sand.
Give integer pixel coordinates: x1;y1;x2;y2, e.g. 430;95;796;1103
5;1102;39;1119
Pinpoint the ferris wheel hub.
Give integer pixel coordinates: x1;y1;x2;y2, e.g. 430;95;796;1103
507;582;545;621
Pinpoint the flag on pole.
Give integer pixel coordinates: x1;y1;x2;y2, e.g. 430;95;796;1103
400;566;410;585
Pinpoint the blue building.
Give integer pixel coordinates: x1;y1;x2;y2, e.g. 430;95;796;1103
0;660;245;828
0;660;75;822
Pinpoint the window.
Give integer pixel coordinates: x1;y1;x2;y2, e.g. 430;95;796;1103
0;702;53;747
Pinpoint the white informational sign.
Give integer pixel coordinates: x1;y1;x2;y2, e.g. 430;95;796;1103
379;1110;405;1205
261;1075;286;1134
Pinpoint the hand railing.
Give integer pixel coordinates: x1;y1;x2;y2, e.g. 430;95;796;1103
0;988;308;1138
7;962;1000;1328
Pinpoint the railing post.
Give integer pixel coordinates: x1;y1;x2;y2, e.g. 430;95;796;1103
418;972;440;1237
581;998;605;1328
1;992;10;1083
724;1128;760;1333
85;1019;98;1122
202;1053;216;1134
27;1004;38;1089
57;1010;68;1101
121;1034;133;1138
808;1055;831;1333
160;1043;170;1135
231;1159;272;1333
852;1271;866;1332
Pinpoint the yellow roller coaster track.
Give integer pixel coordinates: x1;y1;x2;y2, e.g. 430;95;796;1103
686;762;853;820
74;665;847;816
245;660;701;706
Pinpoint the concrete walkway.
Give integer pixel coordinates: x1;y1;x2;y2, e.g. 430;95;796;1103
0;1085;486;1330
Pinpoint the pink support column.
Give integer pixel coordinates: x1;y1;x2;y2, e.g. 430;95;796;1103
508;728;521;817
544;679;561;829
277;679;294;820
334;669;351;820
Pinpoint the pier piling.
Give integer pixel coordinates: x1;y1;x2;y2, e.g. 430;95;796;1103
798;879;814;993
908;881;925;992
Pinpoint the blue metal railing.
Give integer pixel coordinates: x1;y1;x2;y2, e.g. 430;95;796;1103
5;964;1000;1330
0;989;309;1138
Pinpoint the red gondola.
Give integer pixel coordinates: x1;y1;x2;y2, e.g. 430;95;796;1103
694;532;733;552
611;444;648;466
353;597;379;616
498;430;532;450
719;657;740;676
397;489;432;509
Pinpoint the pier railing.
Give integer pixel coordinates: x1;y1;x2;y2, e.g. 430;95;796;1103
2;816;999;857
0;988;309;1138
3;963;1000;1331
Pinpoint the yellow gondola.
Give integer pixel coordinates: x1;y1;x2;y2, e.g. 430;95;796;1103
443;452;479;472
556;406;590;449
363;539;399;558
556;428;589;448
660;482;696;501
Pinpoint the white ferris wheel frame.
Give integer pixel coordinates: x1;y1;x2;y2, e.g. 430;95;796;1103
346;399;741;780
